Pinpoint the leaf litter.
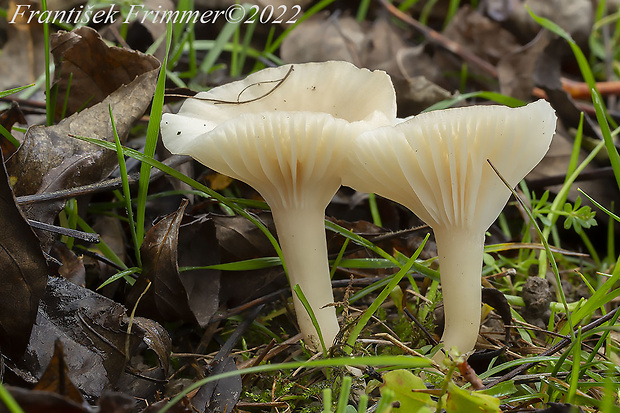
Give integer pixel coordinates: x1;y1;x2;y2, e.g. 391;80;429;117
0;1;618;412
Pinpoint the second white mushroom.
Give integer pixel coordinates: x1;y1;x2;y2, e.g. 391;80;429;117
343;100;557;358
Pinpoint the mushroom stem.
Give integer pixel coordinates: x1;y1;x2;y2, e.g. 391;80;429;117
270;205;340;351
433;226;484;358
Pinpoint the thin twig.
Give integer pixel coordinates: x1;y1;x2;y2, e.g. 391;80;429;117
16;155;192;205
164;66;294;105
404;307;439;346
28;219;100;243
379;0;498;77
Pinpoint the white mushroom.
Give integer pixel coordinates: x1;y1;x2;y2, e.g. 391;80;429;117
160;61;397;350
343;100;557;357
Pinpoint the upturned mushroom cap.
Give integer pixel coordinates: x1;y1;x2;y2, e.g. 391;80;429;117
162;61;396;158
343;100;557;357
160;61;397;350
343;100;557;231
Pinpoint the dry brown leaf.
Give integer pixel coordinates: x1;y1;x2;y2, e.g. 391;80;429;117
51;26;160;119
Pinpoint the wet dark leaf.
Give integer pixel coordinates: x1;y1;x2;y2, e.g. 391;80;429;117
191;305;262;413
7;29;159;198
438;6;519;87
532;41;600;138
33;340;83;404
191;357;240;413
50;26;160;119
209;212;278;261
131;316;172;376
484;0;592;46
0;152;47;359
15;276;151;400
114;315;171;403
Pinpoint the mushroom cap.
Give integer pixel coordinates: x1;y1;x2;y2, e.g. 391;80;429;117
161;61;396;155
343;100;557;231
161;61;397;208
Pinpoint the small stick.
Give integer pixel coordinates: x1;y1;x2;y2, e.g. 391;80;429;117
16;155;192;205
28;219;100;243
379;0;498;78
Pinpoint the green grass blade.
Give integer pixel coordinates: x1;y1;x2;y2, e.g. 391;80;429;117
60;72;73;120
158;355;431;413
336;376;353;413
579;189;620;222
537;138;605;277
375;388;395;413
367;193;382;227
0;84;34;99
293;284;327;355
330;238;350;279
0;124;20;149
566;327;582;404
97;267;140;290
180;257;282;272
322;388;332;413
63;198;78;249
345;234;429;353
357;394;368;413
592;91;620;192
0;383;24;413
559;270;620;337
325;221;401;266
233;19;257;77
110;105;141;267
356;0;372;22
136;21;173;244
180;256;402;273
326;220;440;281
198;4;251;75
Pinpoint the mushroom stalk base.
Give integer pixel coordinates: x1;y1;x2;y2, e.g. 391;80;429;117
433;227;483;360
271;206;340;351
